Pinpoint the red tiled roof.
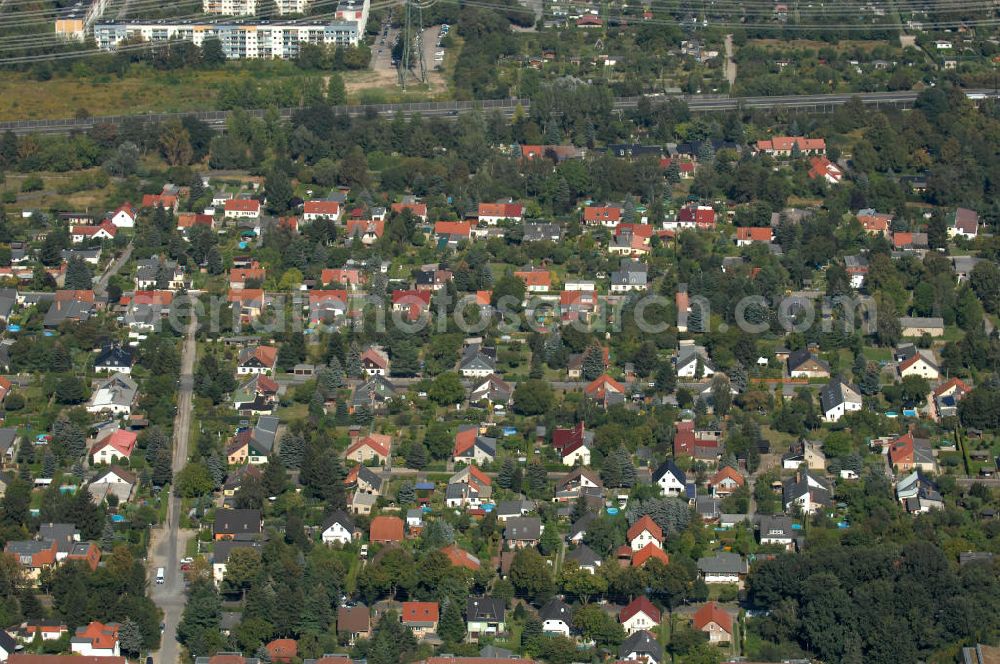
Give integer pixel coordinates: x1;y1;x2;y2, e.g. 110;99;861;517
678;204;716;226
9;657;126;664
92;430;137;458
584;206;622;223
225;199;261;212
889;433;915;466
584;374;625;398
435;221;472;236
392;202;428;217
177;213;214;228
631;543;669;567
304;200;341;216
230;268;265;285
627;515;663;543
709;466;744;488
347;434;391;459
370;515;405;542
228;288;265;303
266;638;298;663
692;601;732;634
74;621;119;651
309;289;348;305
620;596;661;624
756;136;826;152
735;227;773;242
514;270;551;287
933;376;971;398
479;203;523;218
402;601;439;624
454;426;478;457
441;544;481;570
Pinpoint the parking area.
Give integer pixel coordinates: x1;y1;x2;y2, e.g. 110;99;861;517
371;17;398;72
423;23;449;71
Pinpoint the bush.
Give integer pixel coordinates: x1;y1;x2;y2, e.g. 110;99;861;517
21;176;44;192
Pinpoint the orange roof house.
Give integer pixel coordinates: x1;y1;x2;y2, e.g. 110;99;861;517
692;601;733;642
392;202;428;220
346;433;392;463
266;638;298;664
627;515;663;545
304;200;342;219
735;227;774;244
755;136;826;154
73;621;119;653
401;601;440;632
584;374;625;403
631;543;669;567
514;269;552;290
478;202;523;220
435;221;472;238
708;467;745;495
441;544;481;570
230;267;266;288
322;268;365;287
91;429;137;462
370;515;405;543
584;205;622;225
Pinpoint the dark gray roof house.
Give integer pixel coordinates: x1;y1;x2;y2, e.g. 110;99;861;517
94;345;134;372
466;596;505;622
213;508;263;539
523;223;563;243
504;517;542;543
619;630;663;663
565;543;602;569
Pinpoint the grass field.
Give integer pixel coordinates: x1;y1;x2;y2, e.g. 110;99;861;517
0;60;455;122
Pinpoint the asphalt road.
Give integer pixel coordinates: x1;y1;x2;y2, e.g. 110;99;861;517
93;242;132;299
149;307;198;664
4;89;995;135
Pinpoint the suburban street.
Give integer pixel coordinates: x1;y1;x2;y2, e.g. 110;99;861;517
149;306;198;664
93;241;133;299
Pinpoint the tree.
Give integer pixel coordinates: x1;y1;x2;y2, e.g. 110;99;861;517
428;372;464;405
65;258;93;290
539;522;561;555
497;458;517;489
177;579;223;656
266;169;294;215
118;618;143;659
160;119;194;166
526;463;548;496
509;549;554;602
202;37;225;65
438;599;466;643
582;344;605;381
397;482;416;505
573;603;624;647
175;463;214;498
404;442;428;470
710;374;733;416
279;432;305;469
513;379;553;415
54;376;86;404
222;547;263;596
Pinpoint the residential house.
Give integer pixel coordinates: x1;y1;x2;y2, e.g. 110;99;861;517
539;599;572;636
551;422;594;467
349;491;376;516
361;346;390;376
226;416;279;465
820;377;863;422
692;602;733;643
899;316;944;337
949;207;979;239
933;377;972;420
559;290;598;324
495;498;535;522
94;345;134;374
522;223;563;242
888;433;938;473
465;597;505;642
265;639;297;664
320;510;357;546
224;199;262;220
708;466;744;496
176;213;215;233
632;542;670;568
434;221;472;248
782;470;833;514
513;269;552;293
107;202;137;228
808;156;843;183
697;552;748;585
4;539;58;581
844;255;869;289
619;630;662;664
896;470;944;513
583;205;623;228
758;515;796;551
441;544;481;571
214;509;262;541
236;346;278;375
70;622;119;657
0;630;15;661
445;481;484;509
43;290;95;328
391;289;432;321
469;374;513;407
345;433;392;465
90;429;137;465
70;222;117;244
303;200;342;222
230;267;266;290
628;515;663;552
669;204;715;231
787;349;830;378
401;602;439;638
893;231;928;251
478;202;523;225
503;517;542;549
652;460;686;496
449;465;493;501
897;351;940;380
0;428;20;468
459;342;496;378
337;605;371;645
345;464;384;496
370;516;404;544
453;425;497;466
232;374;280;416
857;209;892;236
675;343;714;379
781;439;826;471
86;372;138;416
87;466;136;505
673;421;720;461
554;467;603;503
610;259;648;293
565;543;602;573
212;540;262;584
734;227;774;246
228;289;266;324
134;258;185;290
755;136;826;156
620;597;660;636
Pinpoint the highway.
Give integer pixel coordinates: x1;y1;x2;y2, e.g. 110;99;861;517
0;89;995;136
149;305;198;664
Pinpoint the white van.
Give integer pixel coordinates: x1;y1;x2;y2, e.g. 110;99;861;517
155;568;165;584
